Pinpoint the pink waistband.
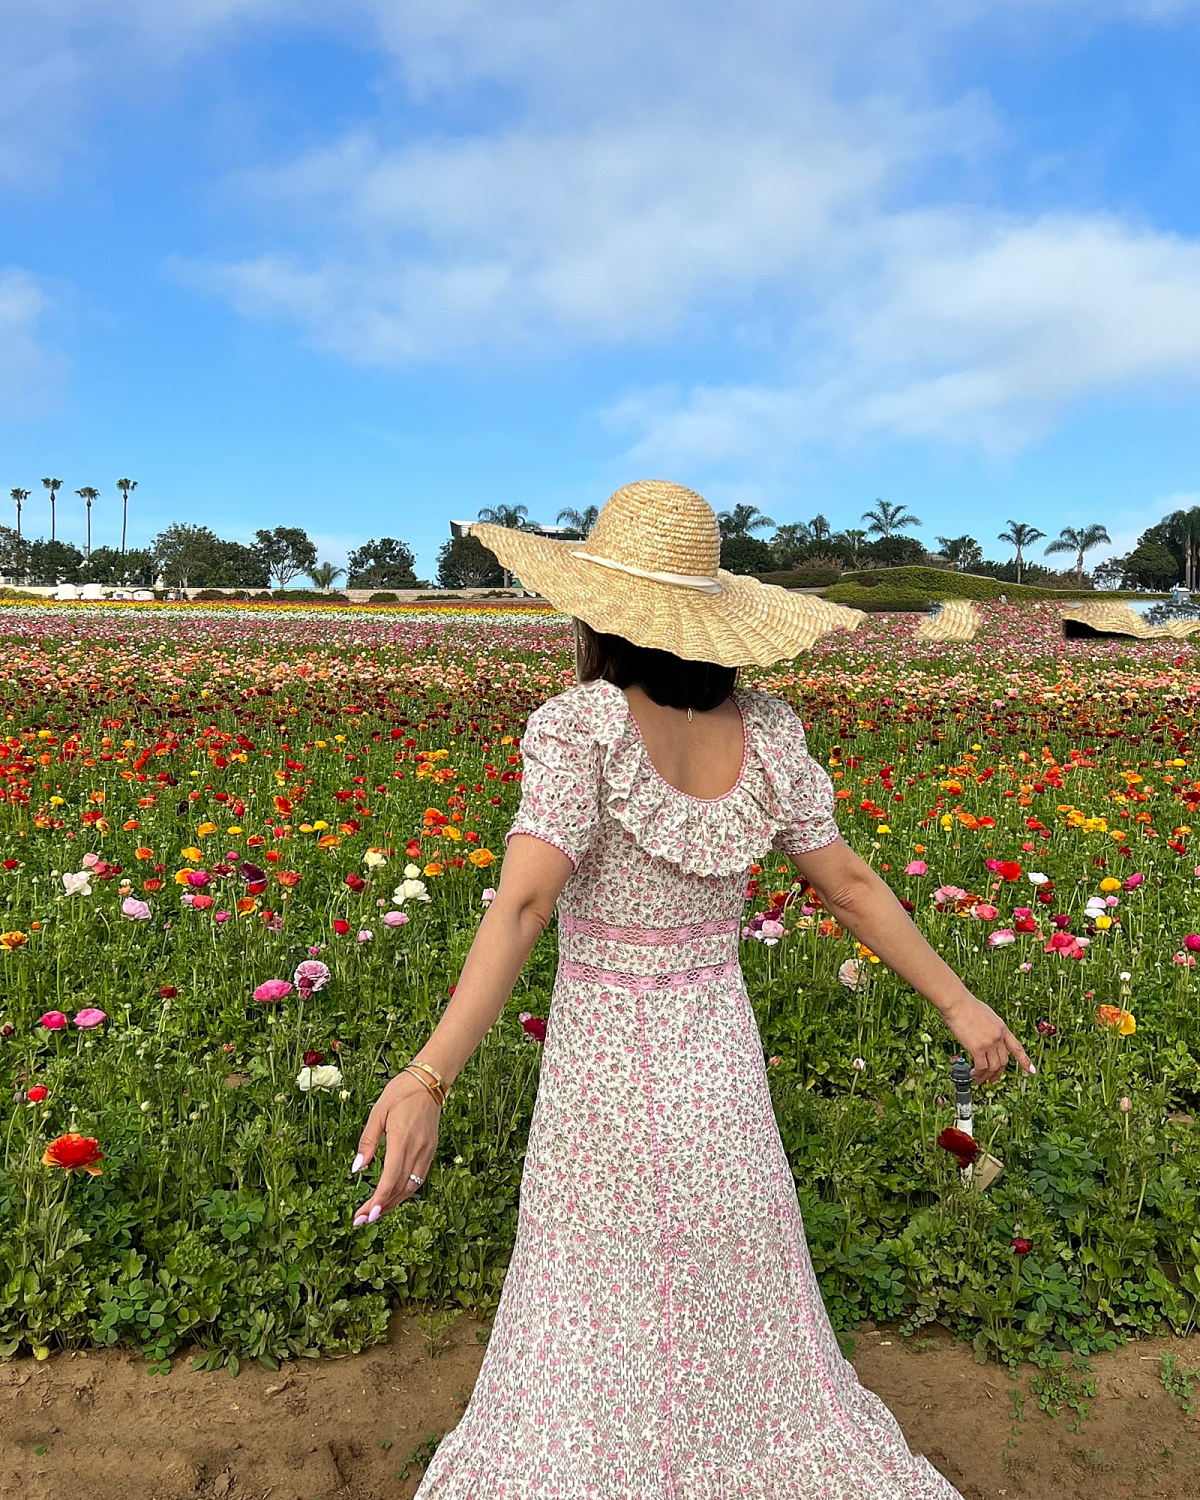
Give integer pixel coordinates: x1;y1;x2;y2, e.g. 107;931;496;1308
558;912;741;945
559;958;741;993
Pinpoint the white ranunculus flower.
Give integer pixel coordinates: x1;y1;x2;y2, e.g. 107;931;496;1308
403;862;422;879
393;878;430;905
61;870;93;897
297;1064;344;1092
363;850;387;869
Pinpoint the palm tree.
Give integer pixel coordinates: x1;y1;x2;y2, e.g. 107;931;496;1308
555;504;599;536
833;528;868;567
936;535;983;571
308;561;346;592
477;503;535;530
76;487;100;556
717;503;776;539
997;521;1045;585
806;513;832;544
116;478;137;553
10;488;29;540
1162;507;1200;590
1045;523;1111;584
862;499;921;538
42;477;62;541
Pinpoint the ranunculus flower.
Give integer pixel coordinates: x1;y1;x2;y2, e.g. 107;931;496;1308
357;929;373;943
903;860;927;876
344;872;366;892
297;1063;343;1091
39;1010;68;1030
382;910;409;929
42;1133;104;1175
518;1012;547;1043
759;918;785;945
302;1049;323;1067
1097;1004;1136;1035
996;861;1022;881
987;929;1016;948
393;878;430;905
26;1084;47;1103
971;903;999;921
837;958;866;991
61;871;93;897
185;870;210;888
481;888;497;905
332;919;351;936
363;850;387;869
276;870;301;888
293;960;331;992
190;894;214;911
1011;1237;1033;1255
73;1008;106;1029
937;1127;979;1167
1185;935;1200;953
1036;1020;1057;1035
1123;873;1144;890
253;979;293;1003
239;861;267;884
122;897;151;921
1027;871;1050;886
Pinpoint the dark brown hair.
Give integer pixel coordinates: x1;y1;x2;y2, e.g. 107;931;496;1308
574;620;737;712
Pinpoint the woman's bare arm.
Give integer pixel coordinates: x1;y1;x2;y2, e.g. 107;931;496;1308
789;836;1033;1083
351;834;574;1223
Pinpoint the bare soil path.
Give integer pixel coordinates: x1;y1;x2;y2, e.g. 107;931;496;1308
3;1318;1199;1500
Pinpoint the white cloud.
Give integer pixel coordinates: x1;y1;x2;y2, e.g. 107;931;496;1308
0;269;64;418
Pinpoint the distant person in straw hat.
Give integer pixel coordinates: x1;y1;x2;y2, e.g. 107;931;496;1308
352;480;1031;1498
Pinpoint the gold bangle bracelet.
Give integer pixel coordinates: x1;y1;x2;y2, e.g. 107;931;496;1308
406;1059;445;1090
402;1064;447;1108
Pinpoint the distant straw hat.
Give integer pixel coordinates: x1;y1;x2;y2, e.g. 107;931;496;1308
471;479;864;666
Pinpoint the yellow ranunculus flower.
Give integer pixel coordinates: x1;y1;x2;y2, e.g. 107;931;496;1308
312;820;329;831
181;846;202;862
226;826;243;835
196;822;217;837
1094;915;1112;930
1099;877;1121;892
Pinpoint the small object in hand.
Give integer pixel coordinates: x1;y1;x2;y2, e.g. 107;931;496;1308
409;1172;424;1187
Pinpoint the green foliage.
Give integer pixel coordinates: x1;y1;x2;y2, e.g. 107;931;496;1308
719;535;776;574
255;527;319;590
347;538;420;590
368;592;400;603
437;535;504;589
756;567;845;589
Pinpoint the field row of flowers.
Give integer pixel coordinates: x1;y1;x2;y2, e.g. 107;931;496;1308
2;601;1200;1371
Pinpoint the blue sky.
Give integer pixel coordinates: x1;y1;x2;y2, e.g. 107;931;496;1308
1;1;1197;580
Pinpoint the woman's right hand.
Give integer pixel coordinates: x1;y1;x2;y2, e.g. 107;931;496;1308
351;1071;442;1224
941;993;1034;1084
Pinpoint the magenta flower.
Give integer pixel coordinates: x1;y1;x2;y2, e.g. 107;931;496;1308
1122;872;1144;890
39;1010;68;1031
252;979;293;1003
904;860;927;876
1185;935;1200;953
122;897;152;921
214;910;231;922
293;959;331;993
73;1008;107;1029
185;870;211;888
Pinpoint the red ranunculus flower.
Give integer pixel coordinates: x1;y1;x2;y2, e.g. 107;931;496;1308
27;1084;47;1103
1011;1237;1033;1255
521;1015;547;1043
1036;1020;1057;1035
344;872;366;892
158;985;178;998
332;919;351;936
302;1049;323;1067
42;1133;104;1175
937;1127;979;1168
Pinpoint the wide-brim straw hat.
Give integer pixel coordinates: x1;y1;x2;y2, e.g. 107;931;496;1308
471;479;864;667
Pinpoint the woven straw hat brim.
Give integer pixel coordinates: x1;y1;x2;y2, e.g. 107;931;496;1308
471;522;865;667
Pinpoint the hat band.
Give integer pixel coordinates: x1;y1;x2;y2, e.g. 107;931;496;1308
575;550;724;596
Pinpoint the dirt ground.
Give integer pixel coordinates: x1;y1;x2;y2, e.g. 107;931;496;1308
3;1317;1200;1500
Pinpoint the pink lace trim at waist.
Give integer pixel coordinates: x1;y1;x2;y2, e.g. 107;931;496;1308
558;912;741;944
559;958;742;993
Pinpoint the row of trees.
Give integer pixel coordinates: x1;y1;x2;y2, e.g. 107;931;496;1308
1094;507;1200;592
9;479;138;554
0;523;428;591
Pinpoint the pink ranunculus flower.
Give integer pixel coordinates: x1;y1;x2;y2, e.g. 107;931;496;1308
1018;961;1033;972
1174;952;1197;968
293;959;331;993
933;885;966;905
81;852;100;869
185;870;210;888
1185;935;1200;953
39;1010;68;1030
481;888;497;905
190;894;214;911
122;897;152;921
357;929;373;943
837;958;867;991
74;1007;107;1029
759;918;785;945
214;910;231;922
988;929;1017;948
382;910;409;929
904;860;927;876
971;903;999;922
252;979;293;1003
1123;872;1144;890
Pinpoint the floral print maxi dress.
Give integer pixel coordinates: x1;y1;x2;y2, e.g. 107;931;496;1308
418;678;960;1500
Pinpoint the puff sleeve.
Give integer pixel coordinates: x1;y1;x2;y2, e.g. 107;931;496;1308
505;693;602;871
767;703;840;859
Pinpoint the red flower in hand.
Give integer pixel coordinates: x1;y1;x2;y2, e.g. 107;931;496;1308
937;1127;979;1168
42;1133;104;1175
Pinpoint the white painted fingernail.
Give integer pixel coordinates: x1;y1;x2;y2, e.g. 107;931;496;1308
367;1204;382;1223
353;1214;367;1227
351;1153;364;1173
1028;1065;1037;1075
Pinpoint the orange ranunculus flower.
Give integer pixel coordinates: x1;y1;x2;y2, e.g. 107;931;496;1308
1097;1004;1136;1036
317;834;341;848
196;822;217;837
274;796;293;815
122;819;139;832
135;846;154;860
181;845;203;862
423;861;445;877
468;848;495;868
275;870;301;888
1;930;28;950
236;897;259;915
174;869;195;885
42;1133;104;1175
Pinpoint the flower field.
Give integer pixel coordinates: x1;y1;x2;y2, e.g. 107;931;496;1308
3;599;1200;1372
